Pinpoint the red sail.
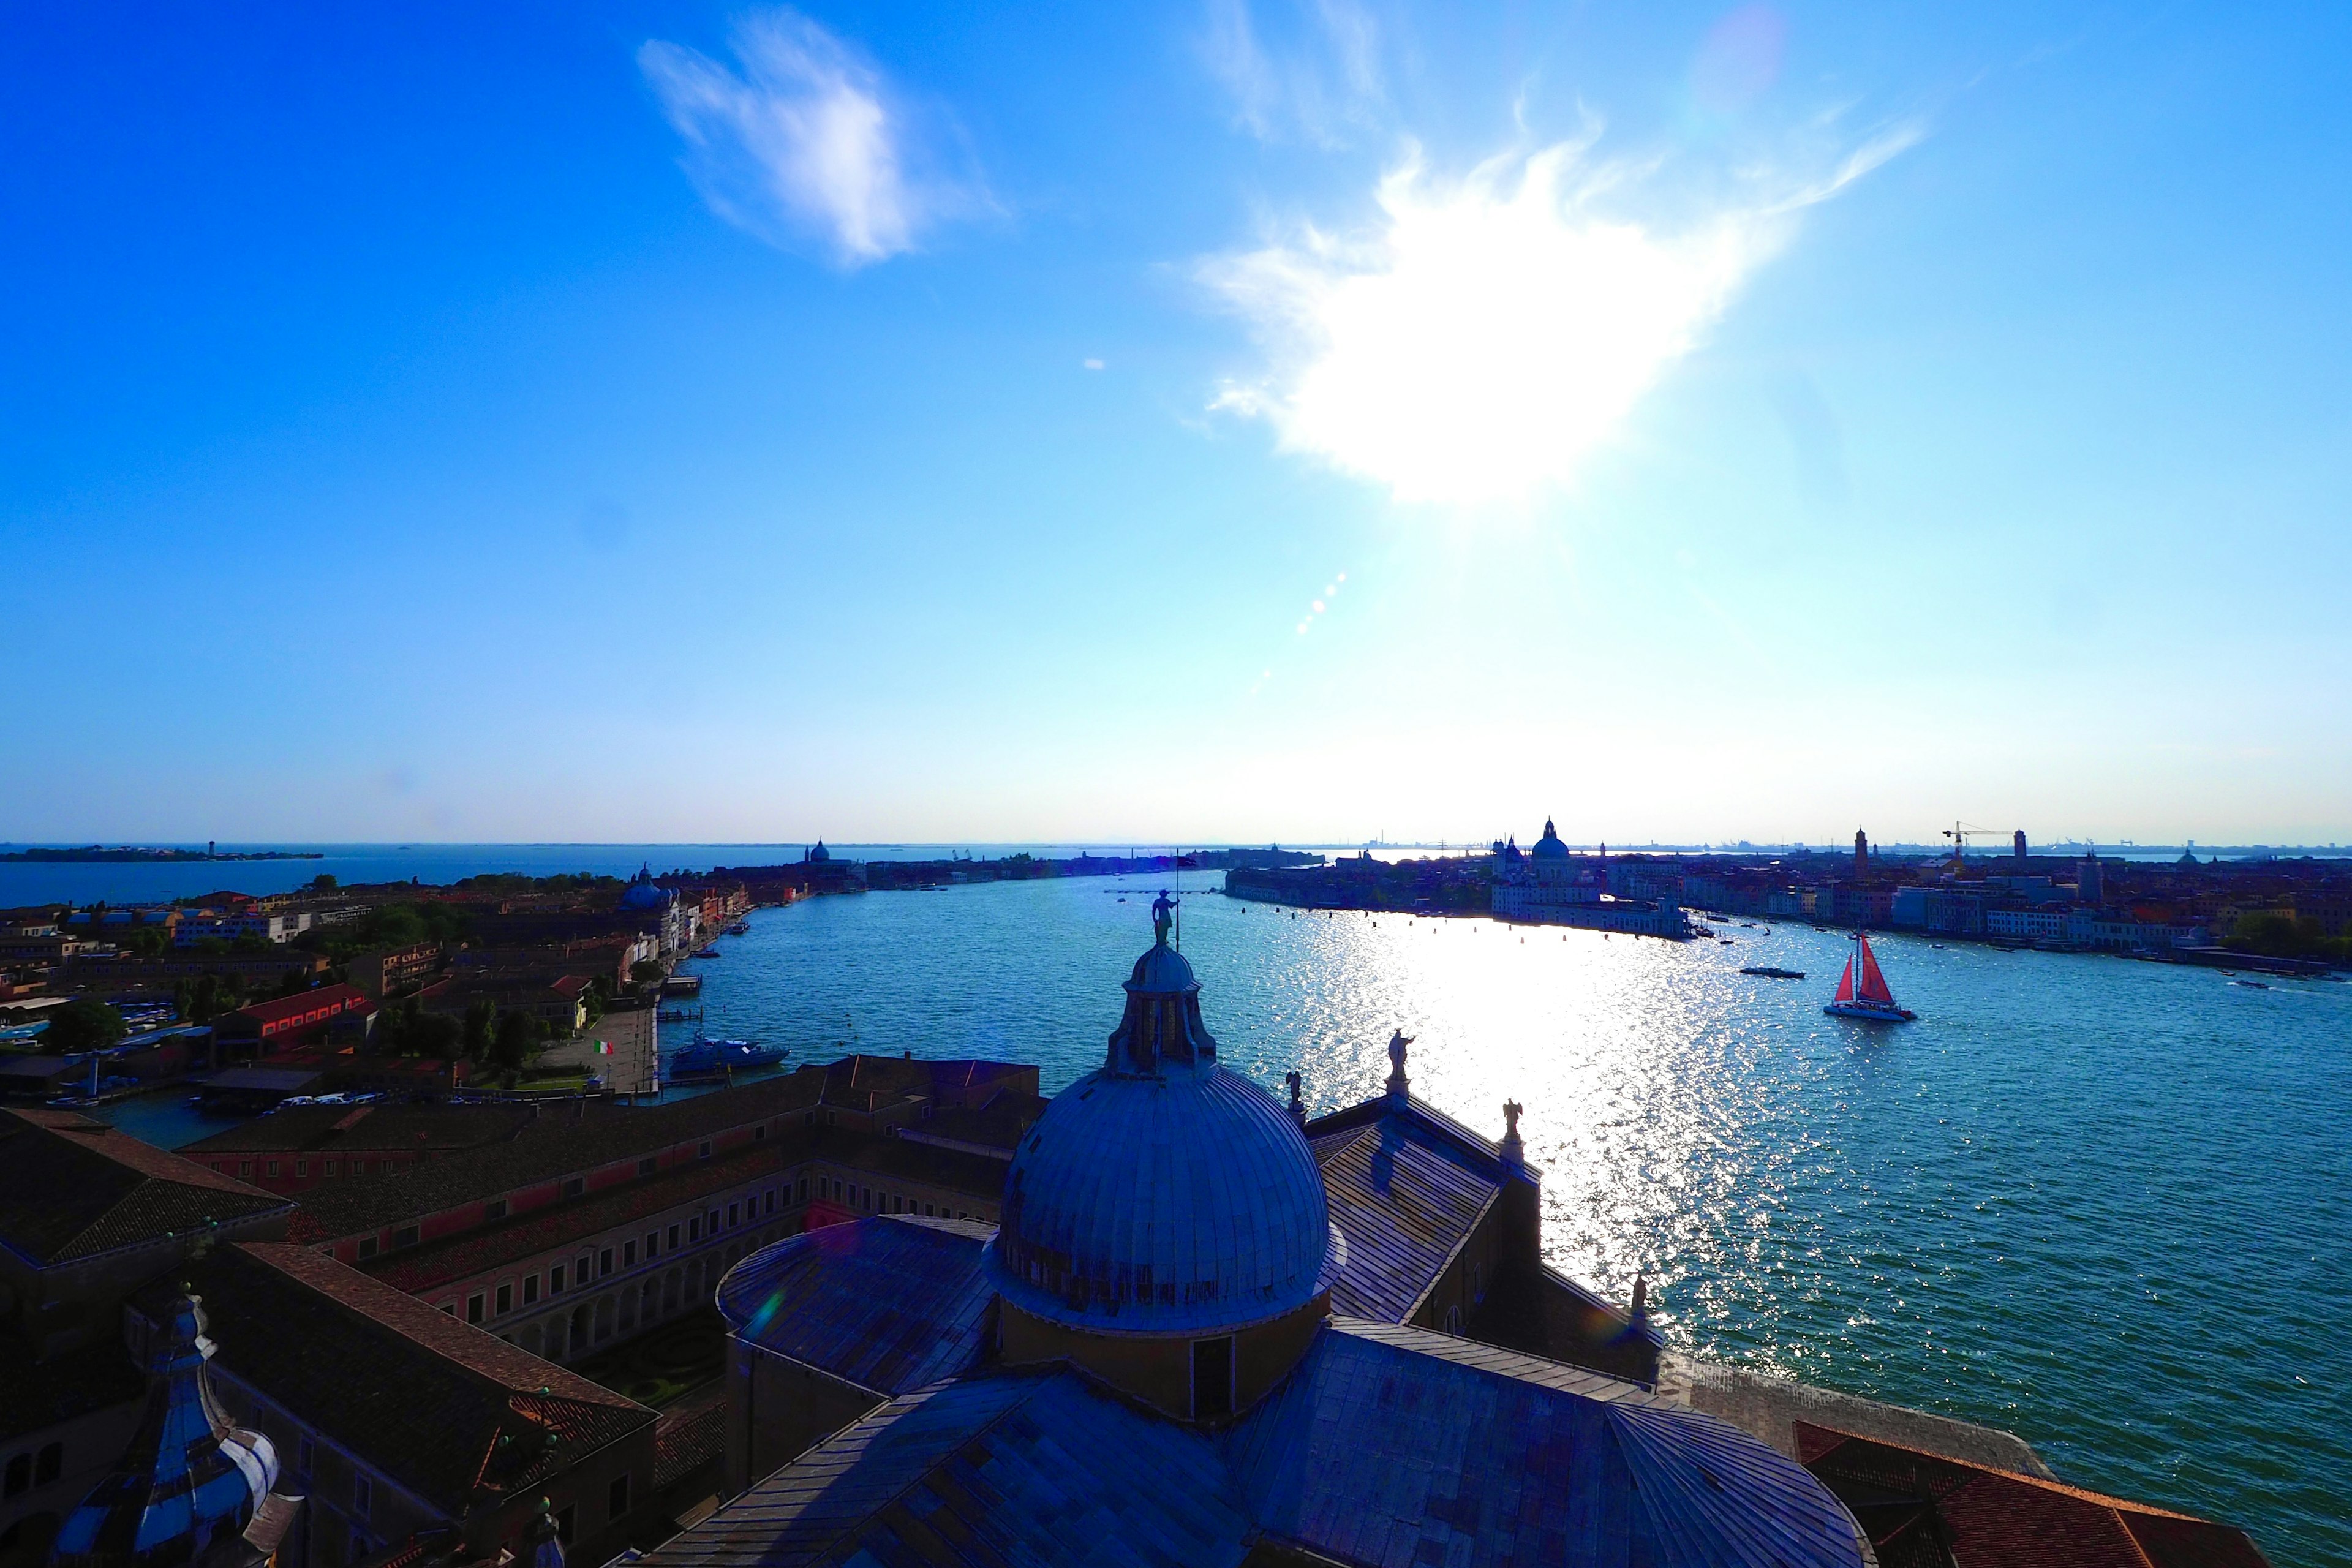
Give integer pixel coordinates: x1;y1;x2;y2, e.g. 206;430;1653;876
1856;936;1897;1005
1833;956;1856;1002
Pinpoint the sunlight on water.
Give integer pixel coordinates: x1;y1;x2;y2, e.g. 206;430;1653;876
690;874;2350;1561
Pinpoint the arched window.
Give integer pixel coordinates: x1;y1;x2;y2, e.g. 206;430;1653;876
1443;1305;1463;1335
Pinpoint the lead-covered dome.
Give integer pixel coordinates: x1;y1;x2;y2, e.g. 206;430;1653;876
1531;819;1570;859
986;895;1340;1335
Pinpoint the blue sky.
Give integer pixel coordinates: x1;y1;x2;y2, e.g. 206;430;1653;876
5;2;2349;846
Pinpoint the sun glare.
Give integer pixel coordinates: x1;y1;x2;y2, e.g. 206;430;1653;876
1208;144;1778;507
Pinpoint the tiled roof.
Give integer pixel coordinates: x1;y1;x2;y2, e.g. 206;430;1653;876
1794;1422;2272;1567
287;1076;830;1240
180;1243;653;1519
0;1108;290;1265
1310;1118;1501;1321
717;1216;995;1396
654;1397;728;1491
1229;1321;1861;1566
286;1064;1021;1243
361;1144;784;1292
645;1371;1257;1568
181;1102;534;1156
648;1319;1866;1568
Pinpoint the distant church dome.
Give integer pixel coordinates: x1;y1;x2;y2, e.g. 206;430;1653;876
1530;819;1570;860
804;840;832;864
986;894;1340;1336
619;862;673;911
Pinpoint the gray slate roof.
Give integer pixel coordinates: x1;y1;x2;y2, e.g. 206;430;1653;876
1311;1120;1502;1322
646;1319;1865;1568
718;1216;997;1396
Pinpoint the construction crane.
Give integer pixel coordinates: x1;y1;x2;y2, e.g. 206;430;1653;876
1942;821;2013;872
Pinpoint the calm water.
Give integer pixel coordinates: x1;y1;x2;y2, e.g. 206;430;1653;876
674;876;2347;1562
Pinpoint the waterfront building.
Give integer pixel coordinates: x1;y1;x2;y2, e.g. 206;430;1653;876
1492;821;1692;937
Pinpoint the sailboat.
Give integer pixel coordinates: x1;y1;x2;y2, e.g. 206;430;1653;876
1824;931;1916;1022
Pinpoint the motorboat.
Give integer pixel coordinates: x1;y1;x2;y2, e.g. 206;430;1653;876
1824;932;1916;1022
668;1035;788;1081
1740;967;1806;980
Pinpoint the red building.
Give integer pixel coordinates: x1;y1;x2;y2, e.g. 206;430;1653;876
212;982;377;1049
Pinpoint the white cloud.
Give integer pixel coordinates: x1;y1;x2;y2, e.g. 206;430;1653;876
639;10;976;268
1201;0;1384;146
1202;130;1915;506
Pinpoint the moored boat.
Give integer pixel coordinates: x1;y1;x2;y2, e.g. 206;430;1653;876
1824;932;1916;1022
1741;966;1806;979
668;1034;788;1080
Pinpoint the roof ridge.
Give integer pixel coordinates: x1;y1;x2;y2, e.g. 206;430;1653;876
1796;1422;2226;1523
235;1243;647;1413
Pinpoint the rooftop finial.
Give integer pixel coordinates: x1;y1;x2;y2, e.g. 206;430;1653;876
1385;1029;1412;1102
1500;1099;1524;1167
1286;1070;1306;1127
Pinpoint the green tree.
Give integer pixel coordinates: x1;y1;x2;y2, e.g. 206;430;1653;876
410;1011;462;1061
309;873;338;891
491;1009;539;1070
630;960;664;989
463;999;497;1058
44;1000;127;1055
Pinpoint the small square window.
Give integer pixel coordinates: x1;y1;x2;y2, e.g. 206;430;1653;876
355;1238;379;1261
599;1248;614;1276
323;1158;338;1175
295;1159;309;1177
753;1125;766;1143
266;1160;281;1177
238;1161;253;1177
562;1177;585;1199
727;1203;739;1227
523;1275;540;1305
608;1474;631;1520
667;1224;680;1249
698;1140;712;1159
688;1217;700;1242
624;1240;636;1267
466;1294;484;1324
485;1198;508;1220
764;1191;775;1215
644;1231;658;1257
550;1264;565;1292
392;1224;418;1250
638;1156;657;1177
495;1283;512;1315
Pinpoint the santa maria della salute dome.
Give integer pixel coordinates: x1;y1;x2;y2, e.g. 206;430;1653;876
989;894;1342;1337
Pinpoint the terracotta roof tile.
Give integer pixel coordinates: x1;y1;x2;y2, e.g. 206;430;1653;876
0;1108;291;1264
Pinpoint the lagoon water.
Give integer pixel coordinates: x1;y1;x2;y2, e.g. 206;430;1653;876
680;876;2346;1562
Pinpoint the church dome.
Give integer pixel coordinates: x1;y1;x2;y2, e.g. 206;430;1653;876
986;896;1339;1335
1531;819;1570;860
619;863;673;911
806;840;832;864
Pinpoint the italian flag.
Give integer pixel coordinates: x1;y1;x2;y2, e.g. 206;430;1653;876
596;1041;612;1055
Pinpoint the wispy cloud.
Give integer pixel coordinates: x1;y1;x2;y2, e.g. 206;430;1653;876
1200;124;1918;507
639;9;981;268
1202;0;1385;145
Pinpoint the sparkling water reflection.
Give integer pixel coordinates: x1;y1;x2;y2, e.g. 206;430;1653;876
689;875;2348;1561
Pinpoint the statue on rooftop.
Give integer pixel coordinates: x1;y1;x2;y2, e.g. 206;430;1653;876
1385;1029;1413;1100
1152;891;1176;946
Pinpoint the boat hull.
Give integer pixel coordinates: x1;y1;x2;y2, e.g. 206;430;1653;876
1823;1000;1916;1023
